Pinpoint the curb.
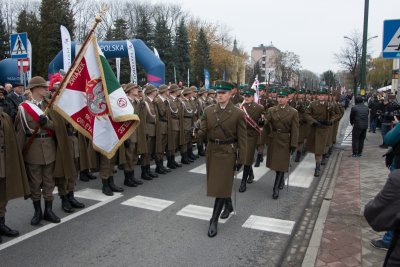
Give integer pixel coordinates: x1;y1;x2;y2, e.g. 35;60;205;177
301;150;343;266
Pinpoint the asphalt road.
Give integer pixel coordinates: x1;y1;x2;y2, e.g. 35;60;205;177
0;107;351;267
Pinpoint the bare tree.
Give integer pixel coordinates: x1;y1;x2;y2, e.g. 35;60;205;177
274;51;301;85
335;31;362;94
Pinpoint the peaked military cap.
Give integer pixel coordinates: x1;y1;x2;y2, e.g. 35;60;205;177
243;88;256;96
277;88;289;96
214;80;234;92
317;88;328;95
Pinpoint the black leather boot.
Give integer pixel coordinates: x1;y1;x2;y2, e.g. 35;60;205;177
278;172;285;190
321;154;327;165
124;171;137;187
208;198;225;238
328;146;333;156
0;217;19;237
87;171;97;180
108;176;124;192
67;191;85;208
314;163;321;177
130;170;143;185
31;200;42;225
239;166;250;192
155;161;167;175
60;195;74;213
147;165;158;178
181;153;191;164
102;179;114;196
43;201;61;223
159;159;171;173
220;198;234;219
295;151;301;162
247;166;255;184
272;172;282;199
141;165;152;180
79;170;90;182
188;147;197;160
167;156;177;169
197;144;205;157
254;154;263;167
173;155;182;167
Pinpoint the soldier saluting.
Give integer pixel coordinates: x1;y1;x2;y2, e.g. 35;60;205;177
196;80;247;238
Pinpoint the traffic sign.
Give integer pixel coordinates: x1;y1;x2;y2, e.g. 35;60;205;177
10;32;28;59
18;58;30;72
383;19;400;58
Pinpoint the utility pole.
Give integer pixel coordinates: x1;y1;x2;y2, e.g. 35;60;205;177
360;0;369;96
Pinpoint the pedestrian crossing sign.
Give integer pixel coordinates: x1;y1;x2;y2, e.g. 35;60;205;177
383;19;400;59
10;32;28;59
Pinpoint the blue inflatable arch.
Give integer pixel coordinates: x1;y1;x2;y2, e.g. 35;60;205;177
0;39;165;86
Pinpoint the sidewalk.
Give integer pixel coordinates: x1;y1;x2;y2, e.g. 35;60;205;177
309;130;388;267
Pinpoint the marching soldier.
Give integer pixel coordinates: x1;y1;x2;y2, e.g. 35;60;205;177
188;86;199;160
0;92;30;242
238;88;265;192
230;84;244;105
166;84;183;169
207;89;217;105
305;88;336;177
154;84;171;174
123;83;146;186
196;88;208;157
15;76;60;225
265;88;299;199
196;81;246;238
254;85;267;167
293;88;310;162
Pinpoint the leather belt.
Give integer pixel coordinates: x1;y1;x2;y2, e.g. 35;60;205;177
147;121;156;125
159;118;168;122
26;133;50;138
209;138;236;145
272;129;290;133
184;115;193;118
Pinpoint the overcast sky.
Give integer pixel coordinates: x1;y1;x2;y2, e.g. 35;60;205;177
154;0;399;75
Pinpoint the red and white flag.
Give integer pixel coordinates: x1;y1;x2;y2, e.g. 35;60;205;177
54;35;140;158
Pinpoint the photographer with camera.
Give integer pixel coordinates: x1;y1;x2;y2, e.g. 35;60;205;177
380;97;400;148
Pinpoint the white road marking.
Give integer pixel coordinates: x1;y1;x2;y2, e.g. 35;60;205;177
189;156;270;182
121;195;174;212
286;153;315;188
74;188;122;202
176;204;231;223
242;215;295;235
189;163;207;174
0;193;122;251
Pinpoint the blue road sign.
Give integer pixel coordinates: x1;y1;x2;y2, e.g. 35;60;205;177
383;19;400;59
10;32;28;59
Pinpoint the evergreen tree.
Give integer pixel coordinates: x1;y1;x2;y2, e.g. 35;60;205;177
192;28;211;86
322;70;337;88
38;0;75;77
173;19;190;85
0;10;9;60
105;18;130;83
16;10;41;75
153;17;174;83
134;12;153;84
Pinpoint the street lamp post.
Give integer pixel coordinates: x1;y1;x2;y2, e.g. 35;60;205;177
360;0;369;96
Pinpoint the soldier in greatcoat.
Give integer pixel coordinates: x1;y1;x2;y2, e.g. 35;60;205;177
123;83;146;186
265;89;299;199
166;84;183;169
196;88;208;157
15;76;60;225
0;93;30;242
196;81;246;238
154;84;171;174
293;89;310;162
238;88;265;193
180;87;196;164
305;89;337;177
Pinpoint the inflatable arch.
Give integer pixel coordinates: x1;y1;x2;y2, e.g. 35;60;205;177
0;39;165;86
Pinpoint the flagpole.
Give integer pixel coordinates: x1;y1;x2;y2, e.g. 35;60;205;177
23;6;107;154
